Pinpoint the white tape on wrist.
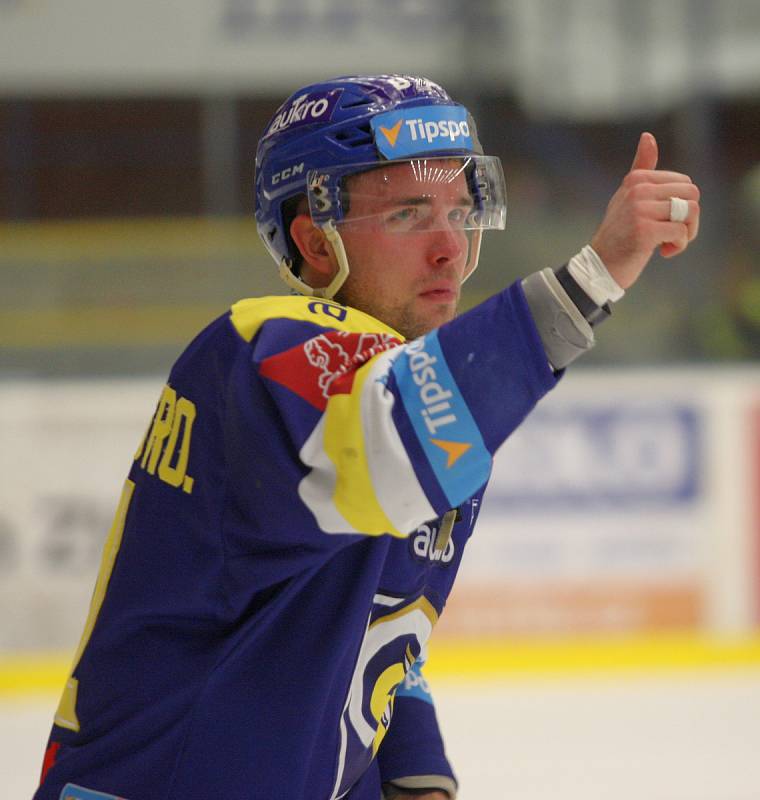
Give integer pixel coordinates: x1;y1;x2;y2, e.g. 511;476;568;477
567;245;625;306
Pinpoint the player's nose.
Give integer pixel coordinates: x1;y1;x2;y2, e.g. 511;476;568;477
427;225;466;267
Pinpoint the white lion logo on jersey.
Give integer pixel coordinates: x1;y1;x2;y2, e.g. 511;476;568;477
304;332;399;399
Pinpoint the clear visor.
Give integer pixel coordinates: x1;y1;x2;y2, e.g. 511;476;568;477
307;155;507;234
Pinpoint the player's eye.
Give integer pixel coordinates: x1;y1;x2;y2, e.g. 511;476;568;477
449;207;475;227
386;207;419;226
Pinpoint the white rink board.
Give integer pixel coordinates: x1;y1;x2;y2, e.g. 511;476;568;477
442;368;760;637
1;368;759;651
0;379;159;650
7;671;760;799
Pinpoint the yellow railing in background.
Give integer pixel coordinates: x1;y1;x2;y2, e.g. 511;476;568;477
0;217;262;264
427;634;760;680
3;635;760;697
0;217;280;351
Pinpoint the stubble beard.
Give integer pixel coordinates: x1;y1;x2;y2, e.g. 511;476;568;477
335;263;462;340
334;286;459;341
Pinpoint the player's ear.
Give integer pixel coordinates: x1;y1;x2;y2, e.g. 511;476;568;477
290;214;335;279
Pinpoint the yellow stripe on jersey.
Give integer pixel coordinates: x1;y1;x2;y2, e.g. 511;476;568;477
55;479;135;732
322;358;406;538
230;296;402;343
370;594;439;630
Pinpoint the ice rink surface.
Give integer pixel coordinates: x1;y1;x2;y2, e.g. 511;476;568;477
6;669;760;800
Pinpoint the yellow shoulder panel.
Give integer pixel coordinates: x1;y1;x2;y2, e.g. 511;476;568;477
230;296;403;343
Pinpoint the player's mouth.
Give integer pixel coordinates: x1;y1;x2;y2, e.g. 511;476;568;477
418;284;457;302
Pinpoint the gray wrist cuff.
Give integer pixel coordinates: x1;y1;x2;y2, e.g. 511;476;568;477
521;267;595;370
383;774;457;799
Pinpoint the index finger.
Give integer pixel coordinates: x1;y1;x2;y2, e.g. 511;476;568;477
626;170;694;185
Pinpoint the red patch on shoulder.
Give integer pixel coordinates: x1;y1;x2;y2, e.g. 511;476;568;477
260;331;401;411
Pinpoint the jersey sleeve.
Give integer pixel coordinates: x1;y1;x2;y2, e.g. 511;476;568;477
377;659;457;799
231;284;556;540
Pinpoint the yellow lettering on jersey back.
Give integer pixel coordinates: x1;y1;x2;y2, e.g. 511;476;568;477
158;396;196;491
141;385;177;474
135;385;196;493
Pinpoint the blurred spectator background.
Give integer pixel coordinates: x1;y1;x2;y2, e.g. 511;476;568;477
1;0;758;377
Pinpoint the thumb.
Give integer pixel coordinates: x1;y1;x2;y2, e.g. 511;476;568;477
629;131;658;172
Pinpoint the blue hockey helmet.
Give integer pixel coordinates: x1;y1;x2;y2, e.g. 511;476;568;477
254;74;507;298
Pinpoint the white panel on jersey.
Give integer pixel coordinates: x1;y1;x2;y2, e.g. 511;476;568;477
298;416;358;535
361;349;436;535
347;606;435;746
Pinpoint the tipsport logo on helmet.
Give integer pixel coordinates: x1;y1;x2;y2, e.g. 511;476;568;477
263;89;343;139
371;105;472;159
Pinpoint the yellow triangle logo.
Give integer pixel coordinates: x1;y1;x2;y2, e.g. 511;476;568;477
379;119;403;147
430;438;472;468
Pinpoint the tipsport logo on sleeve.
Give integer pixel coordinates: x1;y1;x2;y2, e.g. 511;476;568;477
371;105;473;159
392;332;491;507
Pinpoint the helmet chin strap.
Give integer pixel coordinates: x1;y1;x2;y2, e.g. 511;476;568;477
277;220;350;300
462;228;482;283
278;223;484;299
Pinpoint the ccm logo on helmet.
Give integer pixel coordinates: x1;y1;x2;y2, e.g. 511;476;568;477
272;162;305;185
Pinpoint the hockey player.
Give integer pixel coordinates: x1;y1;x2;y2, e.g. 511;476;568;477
35;75;700;800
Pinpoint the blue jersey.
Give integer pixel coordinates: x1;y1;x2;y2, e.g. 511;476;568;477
35;284;557;800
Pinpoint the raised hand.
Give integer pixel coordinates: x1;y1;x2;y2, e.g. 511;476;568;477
590;132;701;290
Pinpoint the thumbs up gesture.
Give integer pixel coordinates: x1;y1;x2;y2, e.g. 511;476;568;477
590;132;701;290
